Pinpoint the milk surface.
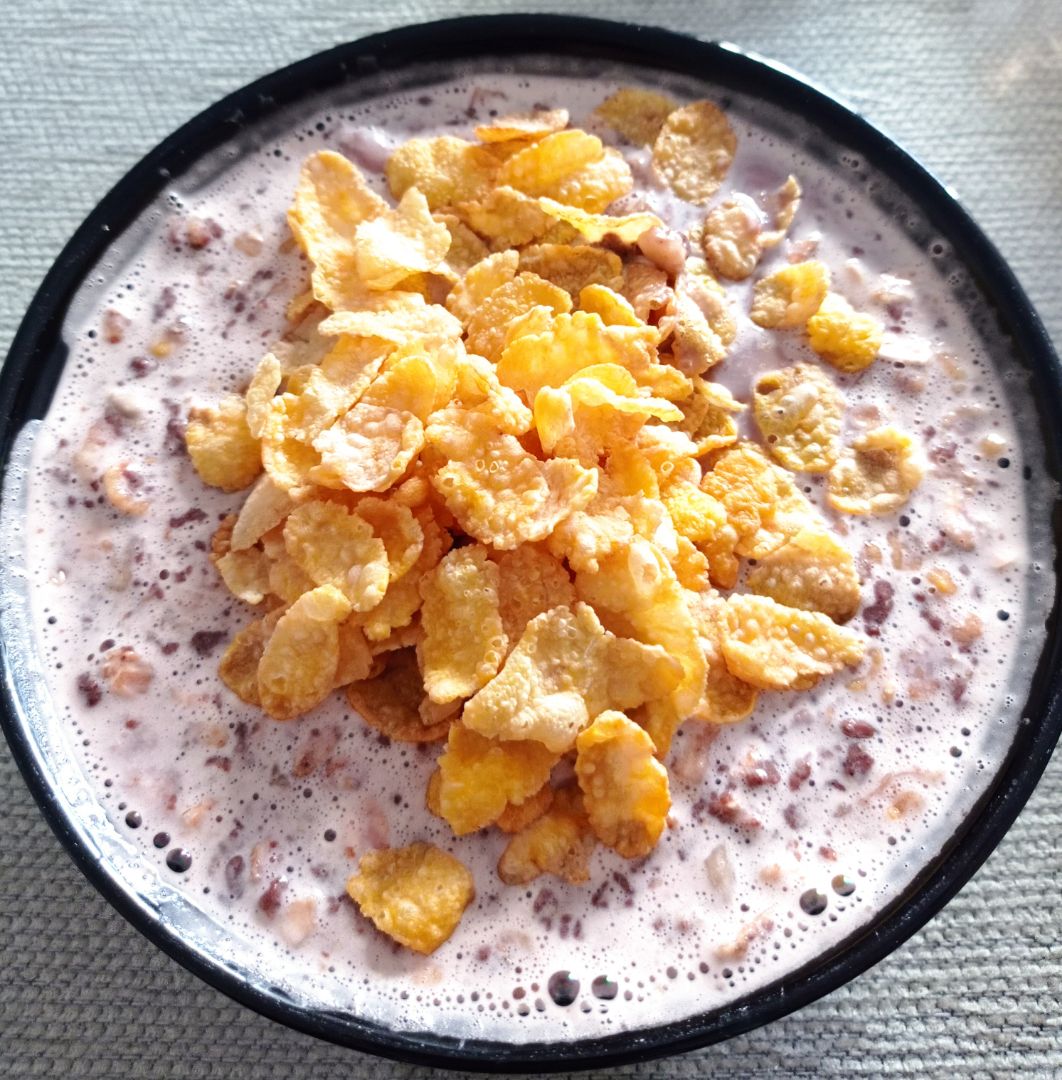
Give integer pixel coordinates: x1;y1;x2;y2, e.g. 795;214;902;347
2;66;1049;1042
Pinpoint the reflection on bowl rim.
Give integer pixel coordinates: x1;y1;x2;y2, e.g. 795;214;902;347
1;14;1060;1073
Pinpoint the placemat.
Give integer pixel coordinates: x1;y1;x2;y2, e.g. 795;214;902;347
2;1;1060;1076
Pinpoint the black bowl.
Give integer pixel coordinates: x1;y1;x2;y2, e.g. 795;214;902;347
1;14;1060;1073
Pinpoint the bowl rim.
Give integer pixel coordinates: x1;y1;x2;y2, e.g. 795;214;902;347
1;13;1061;1073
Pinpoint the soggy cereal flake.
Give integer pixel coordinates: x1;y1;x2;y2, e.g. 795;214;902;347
672;377;743;456
445;250;519;324
595;87;678;146
283;500;389;611
353;187;452;290
419;545;506;704
653;101;736;204
700;194;764;280
310;403;424;493
518;243;624;298
426;409;596;550
497;787;595;885
497;129;604;197
360;353;439;422
806;293;884;372
828;426;925;515
745;527;861;623
351;495;424;583
493;545;575;647
753;363;843;473
497;310;655;398
347;842;474;954
668;266;736;374
346;647;451;742
218;609;285;707
578;283;642;327
216;547;272;605
334;615;375;687
475;107;569;143
457;186;558;250
575;711;670;858
750;261;830;329
495;784;555;834
720;593;865;691
186;396;261;492
685;591;759;726
701;443;817;559
622;259;673;322
465;273;572;363
761;174;802;246
257;585;352;719
386;135;498;209
574;539;706;715
463;602;679;752
319;298;463;350
435;724;557;835
245;353;283;439
536;198;661;244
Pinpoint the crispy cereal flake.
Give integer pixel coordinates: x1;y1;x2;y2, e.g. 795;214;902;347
186;396;262;492
311;402;424;493
353;187;451;290
595;87;679;146
750;261;830;329
386;135;498;209
807;293;884;372
475;107;569;143
653;100;736;204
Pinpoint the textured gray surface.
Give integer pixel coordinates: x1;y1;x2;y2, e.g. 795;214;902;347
2;1;1061;1077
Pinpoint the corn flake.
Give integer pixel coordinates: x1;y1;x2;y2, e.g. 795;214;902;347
245;353;283;439
257;585;351;719
537;198;661;244
360;353;439;422
435;724;557;835
353;187;451;290
465;273;572;363
746;526;861;623
352;495;424;583
684;590;759;726
495;784;555;834
750;261;830;329
218;609;285;707
653;100;736;204
498;129;604;197
753;362;843;473
575;710;670;858
493;544;576;647
216;547;272;605
457;186;558;250
386;135;498;209
497;787;595;885
700;195;765;281
721;593;865;691
828;426;925;515
310;402;424;493
595;87;678;146
475;107;569;143
518;243;624;298
807;293;884;372
549;148;634;213
186;396;261;492
622;259;673;322
334;615;375;687
347;842;474;954
346;647;451;742
445;250;518;324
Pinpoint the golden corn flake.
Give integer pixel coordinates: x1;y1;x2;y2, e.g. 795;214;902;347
495;783;554;834
762;174;803;246
745;526;861;623
661;479;728;544
721;593;865;691
186;395;261;492
245;353;283;439
546;495;638;574
386;135;498;209
672;377;743;456
549;148;634;213
426;409;596;550
575;710;670;858
360;353;439;422
701;443;816;559
750;261;830;329
352;495;424;583
653;100;736;204
668;268;736;374
595;87;678;146
578;283;641;327
268;552;316;604
537;198;661;244
463;602;679;752
807;293;884;372
352;187;451;290
445;250;518;324
622;259;673;322
218;609;285;707
334;615;375;687
347;842;474;954
435;212;490;275
451;351;533;436
700;195;765;281
828;425;925;515
215;547;272;605
574;539;706;716
257;585;351;719
475;107;569;143
310;402;424;493
435;724;557;835
283;499;388;612
345;647;451;743
419;545;506;704
319;297;463;350
497;787;595;885
753;362;843;473
457;186;557;250
493;544;576;647
465;273;572;363
681;591;759;727
498;129;604;197
518;243;624;298
229;475;295;552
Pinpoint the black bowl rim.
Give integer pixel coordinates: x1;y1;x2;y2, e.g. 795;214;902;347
1;13;1060;1074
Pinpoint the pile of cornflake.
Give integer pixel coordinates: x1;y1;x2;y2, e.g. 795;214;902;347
186;90;925;954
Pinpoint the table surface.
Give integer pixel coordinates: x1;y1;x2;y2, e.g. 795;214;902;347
2;1;1061;1077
